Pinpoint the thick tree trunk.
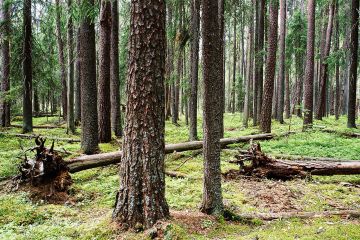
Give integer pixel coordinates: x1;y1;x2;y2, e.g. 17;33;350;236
80;0;98;154
0;0;10;127
112;0;169;229
189;0;200;141
98;0;112;143
316;2;335;120
347;0;359;128
22;0;33;133
55;0;67;121
276;0;286;124
303;0;315;129
201;0;224;215
110;0;122;137
67;0;75;133
260;0;278;133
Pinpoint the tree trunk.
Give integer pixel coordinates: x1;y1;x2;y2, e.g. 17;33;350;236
189;0;200;141
110;0;122;137
218;0;225;138
316;1;335;120
22;0;33;133
98;0;112;143
347;0;359;128
232;14;237;114
260;0;278;133
284;70;290;118
303;0;315;129
74;24;81;124
334;4;340;121
80;0;98;154
112;0;169;229
201;0;224;216
55;0;67;121
276;0;286;124
67;0;75;133
0;0;10;127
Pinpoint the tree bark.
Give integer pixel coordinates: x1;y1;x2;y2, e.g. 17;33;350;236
22;0;33;133
189;0;200;141
260;0;278;133
276;0;286;124
303;0;315;129
334;3;340;121
74;24;81;124
218;0;225;138
110;0;122;137
232;14;237;114
201;0;224;216
316;1;335;120
98;0;112;143
67;0;75;133
80;0;98;154
112;0;169;229
1;0;11;127
347;0;359;128
55;0;67;121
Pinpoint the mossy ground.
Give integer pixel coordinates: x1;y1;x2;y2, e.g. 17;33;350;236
0;114;359;239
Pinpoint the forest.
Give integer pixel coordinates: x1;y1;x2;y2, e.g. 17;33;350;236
0;0;360;239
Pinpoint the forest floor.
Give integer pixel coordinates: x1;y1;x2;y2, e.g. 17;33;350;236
0;114;360;239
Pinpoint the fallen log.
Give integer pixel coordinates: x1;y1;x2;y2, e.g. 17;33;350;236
0;132;80;143
237;210;360;221
10;124;66;129
227;143;360;180
66;134;274;173
321;129;360;138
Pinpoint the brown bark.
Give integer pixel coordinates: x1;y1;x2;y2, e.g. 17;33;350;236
80;0;98;154
110;0;122;137
316;1;335;120
284;70;290;118
334;4;340;120
112;0;169;229
201;0;224;215
55;0;67;121
218;0;225;138
189;0;200;141
1;0;11;127
67;0;75;133
22;0;33;133
303;0;315;129
276;0;286;123
74;25;81;123
347;0;359;128
98;0;112;143
260;0;278;133
231;14;237;114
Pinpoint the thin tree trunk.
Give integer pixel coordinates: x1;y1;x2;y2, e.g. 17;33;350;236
110;0;122;137
276;0;286;123
218;0;225;138
303;0;315;129
55;0;67;120
22;0;33;133
256;0;265;125
201;0;224;215
334;4;340;120
80;0;98;154
347;0;359;128
232;14;237;114
74;25;81;124
189;0;200;141
112;0;169;229
67;0;75;133
260;0;278;133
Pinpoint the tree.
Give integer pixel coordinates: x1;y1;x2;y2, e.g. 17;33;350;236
74;25;81;124
347;0;359;128
112;0;169;229
98;0;112;143
23;0;33;133
276;0;286;124
303;0;315;129
0;0;10;127
80;0;98;154
189;0;200;141
55;0;67;120
260;0;278;133
110;0;122;137
67;0;75;133
316;1;335;120
218;0;225;138
200;0;224;215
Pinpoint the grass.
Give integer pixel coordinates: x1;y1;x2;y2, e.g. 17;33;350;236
0;114;360;239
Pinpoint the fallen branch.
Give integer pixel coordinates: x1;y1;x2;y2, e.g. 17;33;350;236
0;132;80;143
66;134;274;173
228;143;360;180
237;210;360;221
321;129;360;138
